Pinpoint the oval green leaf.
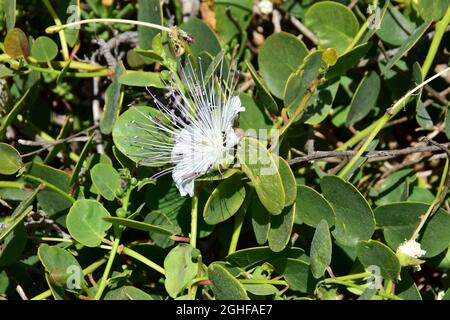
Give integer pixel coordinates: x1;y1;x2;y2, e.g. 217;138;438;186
31;36;58;62
208;262;249;300
310;220;332;279
268;204;295;252
305;1;359;54
164;244;198;298
90;163;121;201
118;71;165;88
0;143;23;175
66;199;112;247
204;174;246;225
295;185;335;227
237;137;285;215
258;32;309;98
357;240;401;281
104;216;177;236
320;175;375;247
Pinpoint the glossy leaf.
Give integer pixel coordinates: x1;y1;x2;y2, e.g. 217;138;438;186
66;199;112;247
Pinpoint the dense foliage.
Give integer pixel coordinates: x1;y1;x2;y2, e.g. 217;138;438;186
1;0;450;300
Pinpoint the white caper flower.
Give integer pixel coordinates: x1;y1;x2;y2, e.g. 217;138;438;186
129;54;245;197
397;239;426;259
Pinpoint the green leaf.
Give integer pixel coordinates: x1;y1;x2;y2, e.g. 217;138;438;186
0;143;23;175
397;270;422;300
237;137;285;215
66;199;112;247
375;202;450;258
4;0;15;30
100;62;125;135
445;108;450;140
238;93;273;131
305;1;359;55
4;28;29;59
215;0;253;43
137;0;162;50
56;0;79;47
113;106;171;166
208;262;249;300
105;286;160;300
284;50;323;116
0;270;9;294
268;204;295;252
377;4;415;46
251;195;271;245
118;70;165;88
38;243;83;288
0;188;35;240
104;216;177;236
357;240;401;281
0;222;26;266
320;175;375;247
310;220;332;279
371;168;416;206
90;163;121;201
295;185;335;227
346;71;380;126
299;79;340;125
277;156;296;206
258;32;309;98
144;210;181;247
226;246;307;269
203;174;246;225
26;163;72;216
272;258;312;293
246;62;279;114
31;36;58;62
164;244;198;298
416;0;450;21
181;18;221;57
381;21;432;74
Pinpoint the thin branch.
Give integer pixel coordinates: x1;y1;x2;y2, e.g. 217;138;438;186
288;142;450;165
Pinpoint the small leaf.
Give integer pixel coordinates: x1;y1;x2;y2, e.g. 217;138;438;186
0;143;23;175
284;50;323;116
118;71;165;88
377;4;415;46
346;71;380;126
90;163;121;201
320;175;375;247
164;244;198;298
226;246;307;269
251;195;271;245
326;43;372;80
246;62;279;114
5;0;16;30
272;258;312;293
100;62;125;135
416;0;450;21
4;28;29;59
305;1;359;54
295;185;335;227
208;262;249;300
137;0;163;50
0;223;26;266
277;156;297;206
382;21;431;74
203;174;246;225
66;200;112;247
268;204;295;252
31;36;58;62
258;32;309;98
310;220;332;279
237;137;285;215
357;240;401;281
181;18;221;57
105;286;160;300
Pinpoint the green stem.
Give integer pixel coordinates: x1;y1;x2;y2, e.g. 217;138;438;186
338;67;450;178
0;181;25;189
421;6;450;78
28;236;73;243
46;18;173;34
43;0;70;60
27;64;112;78
0;87;33;139
344;23;368;54
30;257;107;300
239;279;288;285
94;236;121;300
190;185;198;248
121;246;165;275
228;191;252;255
23;174;76;203
327;278;401;300
323;272;371;283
